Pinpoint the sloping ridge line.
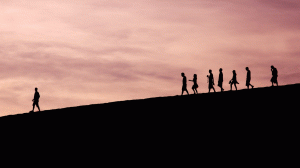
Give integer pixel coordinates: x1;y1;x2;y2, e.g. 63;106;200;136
2;83;300;119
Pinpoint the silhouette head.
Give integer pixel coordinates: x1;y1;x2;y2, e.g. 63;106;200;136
233;70;236;74
271;65;274;69
219;68;222;72
35;87;38;92
181;72;185;77
209;69;212;73
246;67;249;71
194;74;197;78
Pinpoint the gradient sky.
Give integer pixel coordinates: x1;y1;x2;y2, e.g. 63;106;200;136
1;0;300;116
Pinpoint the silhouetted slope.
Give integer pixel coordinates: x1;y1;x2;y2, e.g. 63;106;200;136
2;84;300;124
2;84;299;166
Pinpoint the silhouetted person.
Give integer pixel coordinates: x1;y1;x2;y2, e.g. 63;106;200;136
189;74;198;94
181;73;189;95
245;67;254;89
218;68;224;92
229;70;239;91
271;65;278;86
207;69;216;93
31;87;40;112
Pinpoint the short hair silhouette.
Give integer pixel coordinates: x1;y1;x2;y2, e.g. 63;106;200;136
181;72;189;95
229;70;239;91
218;68;224;92
245;67;254;89
207;70;216;93
30;87;40;113
270;65;278;86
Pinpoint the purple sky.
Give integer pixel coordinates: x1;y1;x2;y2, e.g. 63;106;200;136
1;0;300;116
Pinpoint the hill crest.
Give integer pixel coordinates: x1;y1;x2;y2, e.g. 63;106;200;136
1;83;299;119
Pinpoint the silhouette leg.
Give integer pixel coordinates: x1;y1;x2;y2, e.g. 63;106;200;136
37;103;40;111
182;89;189;95
220;85;224;92
213;87;216;92
234;83;237;90
32;103;35;112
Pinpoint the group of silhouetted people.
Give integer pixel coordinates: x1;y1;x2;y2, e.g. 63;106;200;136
28;66;279;112
181;65;278;95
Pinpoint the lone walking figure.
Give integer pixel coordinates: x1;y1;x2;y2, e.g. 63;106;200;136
31;87;40;112
270;65;278;86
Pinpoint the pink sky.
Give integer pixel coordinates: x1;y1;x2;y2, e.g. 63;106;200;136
1;0;300;116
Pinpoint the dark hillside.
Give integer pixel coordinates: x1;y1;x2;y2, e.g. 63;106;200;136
1;84;299;166
2;84;299;127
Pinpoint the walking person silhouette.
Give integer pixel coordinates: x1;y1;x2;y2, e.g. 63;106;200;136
245;67;254;89
181;72;189;95
207;70;216;93
189;74;198;94
30;87;40;112
229;70;239;91
218;68;224;92
270;65;278;86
